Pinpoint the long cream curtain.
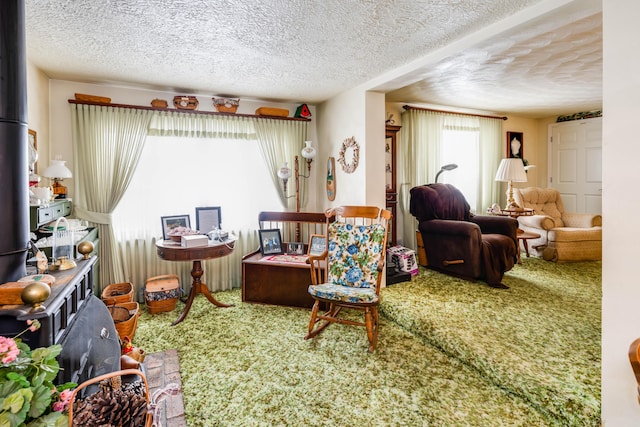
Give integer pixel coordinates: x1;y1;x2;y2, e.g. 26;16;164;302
254;119;309;209
398;109;443;250
398;108;503;251
478;116;503;211
71;103;307;297
70;104;154;286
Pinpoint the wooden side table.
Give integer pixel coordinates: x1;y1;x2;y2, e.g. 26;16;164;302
156;238;235;325
493;208;538;264
517;230;541;264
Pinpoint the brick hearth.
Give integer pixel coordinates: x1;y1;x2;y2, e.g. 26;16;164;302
143;349;187;426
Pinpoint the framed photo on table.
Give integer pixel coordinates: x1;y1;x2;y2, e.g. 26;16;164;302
196;206;222;234
287;242;304;255
308;234;326;256
161;214;191;240
258;229;283;256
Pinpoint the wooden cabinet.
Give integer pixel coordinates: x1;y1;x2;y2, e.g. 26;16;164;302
30;200;101;288
242;252;317;308
385;125;401;246
29;200;72;231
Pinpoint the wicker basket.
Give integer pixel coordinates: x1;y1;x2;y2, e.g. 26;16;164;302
101;282;134;305
144;274;180;314
213;97;239;113
173;95;199;110
68;368;152;427
108;302;140;342
150;98;168;108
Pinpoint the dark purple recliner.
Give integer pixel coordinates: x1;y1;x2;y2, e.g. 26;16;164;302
410;183;518;288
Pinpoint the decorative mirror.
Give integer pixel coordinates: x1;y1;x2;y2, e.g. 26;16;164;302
326;157;336;201
337;136;359;173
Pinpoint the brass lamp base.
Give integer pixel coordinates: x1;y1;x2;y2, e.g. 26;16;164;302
49;256;77;271
503;180;522;211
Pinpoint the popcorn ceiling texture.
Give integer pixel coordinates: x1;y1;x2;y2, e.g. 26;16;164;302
386;5;602;118
25;0;601;118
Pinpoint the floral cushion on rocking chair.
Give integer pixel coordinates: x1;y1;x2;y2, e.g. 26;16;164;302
308;221;386;304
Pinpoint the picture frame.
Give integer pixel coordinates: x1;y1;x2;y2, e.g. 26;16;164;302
258;229;283;256
308;234;326;256
161;215;191;240
195;206;222;234
287;242;304;255
506;132;524;159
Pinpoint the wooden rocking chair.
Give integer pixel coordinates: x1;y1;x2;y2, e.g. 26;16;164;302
304;206;391;352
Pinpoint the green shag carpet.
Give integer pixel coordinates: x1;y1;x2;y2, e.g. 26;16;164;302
135;257;600;426
380;257;601;426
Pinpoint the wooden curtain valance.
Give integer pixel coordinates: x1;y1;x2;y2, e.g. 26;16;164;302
68;99;311;122
402;105;507;121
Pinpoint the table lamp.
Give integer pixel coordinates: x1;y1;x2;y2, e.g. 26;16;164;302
494;158;527;210
42;158;72;199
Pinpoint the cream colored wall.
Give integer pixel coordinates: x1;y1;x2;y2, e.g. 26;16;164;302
364;91;386;207
503;116;545;190
602;0;640;424
46;80;317;205
26;61;50;175
315;88;386;211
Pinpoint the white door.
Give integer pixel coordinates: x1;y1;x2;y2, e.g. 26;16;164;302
548;117;602;214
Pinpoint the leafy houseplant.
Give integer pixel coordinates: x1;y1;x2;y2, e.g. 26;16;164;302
0;320;76;427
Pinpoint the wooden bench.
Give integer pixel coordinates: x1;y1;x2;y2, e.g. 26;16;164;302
242;211;332;309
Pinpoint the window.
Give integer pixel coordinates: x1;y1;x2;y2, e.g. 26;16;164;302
113;135;282;240
440;128;480;212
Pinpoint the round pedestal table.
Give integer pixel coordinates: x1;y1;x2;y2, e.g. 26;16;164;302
155;238;235;325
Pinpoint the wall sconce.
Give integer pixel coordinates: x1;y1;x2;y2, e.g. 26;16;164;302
42;158;72;199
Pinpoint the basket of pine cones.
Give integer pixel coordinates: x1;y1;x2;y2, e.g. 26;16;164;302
69;369;152;427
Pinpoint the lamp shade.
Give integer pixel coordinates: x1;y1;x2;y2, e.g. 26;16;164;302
494;158;527;183
277;162;291;180
301;141;316;160
42;159;72;179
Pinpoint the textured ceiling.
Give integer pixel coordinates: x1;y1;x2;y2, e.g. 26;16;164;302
24;0;602;118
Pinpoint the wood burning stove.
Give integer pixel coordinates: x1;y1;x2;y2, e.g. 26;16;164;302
0;258;120;384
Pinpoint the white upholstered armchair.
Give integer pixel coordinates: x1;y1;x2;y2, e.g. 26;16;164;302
513;187;602;262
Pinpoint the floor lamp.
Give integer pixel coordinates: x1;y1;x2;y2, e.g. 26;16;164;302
494;158;527;210
277;142;316;241
434;163;458;183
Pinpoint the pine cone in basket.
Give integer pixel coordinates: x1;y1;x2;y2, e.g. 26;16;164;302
72;376;148;427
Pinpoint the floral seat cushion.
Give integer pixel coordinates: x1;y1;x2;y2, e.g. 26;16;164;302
308;221;386;304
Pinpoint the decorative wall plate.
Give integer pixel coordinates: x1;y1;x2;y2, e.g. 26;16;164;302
326;157;336;201
337;136;359;173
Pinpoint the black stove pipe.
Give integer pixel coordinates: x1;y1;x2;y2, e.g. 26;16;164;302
0;0;28;283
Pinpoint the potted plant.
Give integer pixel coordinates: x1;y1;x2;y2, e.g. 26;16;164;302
0;320;75;427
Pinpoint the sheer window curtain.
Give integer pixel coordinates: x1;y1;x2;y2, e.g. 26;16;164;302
71;105;306;298
114;112;271;298
398;109;443;251
398;108;503;251
478;116;503;211
254;119;309;210
70;104;153;287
